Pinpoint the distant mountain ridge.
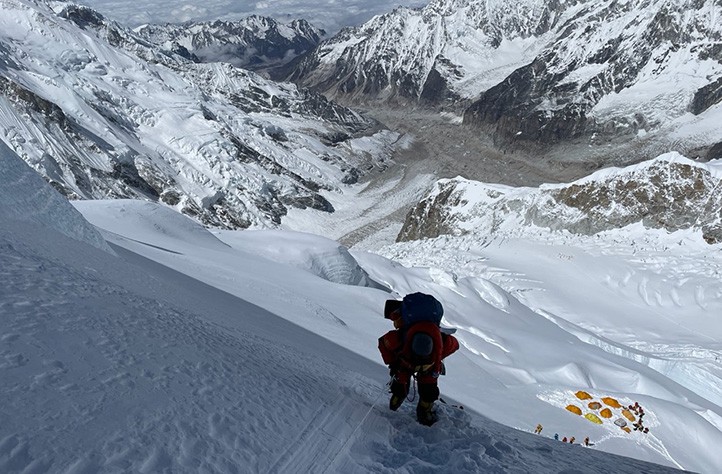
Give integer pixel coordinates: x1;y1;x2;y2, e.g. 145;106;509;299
286;0;722;155
0;0;394;229
285;0;566;104
134;15;325;74
399;153;722;245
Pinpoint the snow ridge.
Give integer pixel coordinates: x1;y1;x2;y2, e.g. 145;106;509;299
0;140;111;252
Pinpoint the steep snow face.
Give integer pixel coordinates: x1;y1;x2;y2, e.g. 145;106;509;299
0;0;397;230
134;16;325;73
464;0;722;147
72;193;721;473
398;152;722;244
2;176;691;474
286;0;568;104
0;139;111;252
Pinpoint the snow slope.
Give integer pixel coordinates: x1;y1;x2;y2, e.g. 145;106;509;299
75;203;721;471
0;141;692;473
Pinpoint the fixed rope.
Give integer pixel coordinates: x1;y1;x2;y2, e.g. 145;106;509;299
322;382;388;474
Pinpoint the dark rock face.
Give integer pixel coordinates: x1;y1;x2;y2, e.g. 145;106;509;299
397;183;459;242
708;142;722;160
463;55;589;145
57;4;105;30
419;60;458;104
692;76;722;115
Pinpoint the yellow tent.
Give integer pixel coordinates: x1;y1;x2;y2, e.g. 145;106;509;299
602;397;622;408
575;391;593;400
566;405;583;415
600;408;613;418
588;401;602;410
584;413;603;424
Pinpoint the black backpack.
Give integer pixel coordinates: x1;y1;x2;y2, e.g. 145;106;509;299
400;292;443;326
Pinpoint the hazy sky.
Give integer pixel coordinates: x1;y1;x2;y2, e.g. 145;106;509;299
76;0;430;34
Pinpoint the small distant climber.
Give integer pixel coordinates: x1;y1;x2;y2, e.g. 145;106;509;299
534;424;543;434
554;433;559;441
562;437;567;443
583;437;590;446
569;436;575;444
378;293;459;426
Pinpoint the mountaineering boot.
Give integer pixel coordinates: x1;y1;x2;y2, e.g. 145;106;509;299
416;400;437;426
389;393;404;411
389;379;406;411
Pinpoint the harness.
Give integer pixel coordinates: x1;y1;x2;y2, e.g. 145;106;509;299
398;321;443;375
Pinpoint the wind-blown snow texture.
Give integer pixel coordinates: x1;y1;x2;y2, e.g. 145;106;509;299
0;140;111;252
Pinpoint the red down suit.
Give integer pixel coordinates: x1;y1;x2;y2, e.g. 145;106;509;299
378;321;459;402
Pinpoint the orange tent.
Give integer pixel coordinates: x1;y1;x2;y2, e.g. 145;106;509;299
621;426;632;433
588;401;602;410
622;409;636;422
566;405;583;415
602;397;622;408
575;391;593;400
600;408;613;418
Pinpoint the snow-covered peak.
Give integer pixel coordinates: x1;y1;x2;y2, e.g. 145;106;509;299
286;0;565;104
286;0;721;157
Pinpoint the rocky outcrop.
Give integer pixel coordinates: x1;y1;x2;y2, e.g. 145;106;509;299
692;76;722;115
398;153;722;244
397;183;460;242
